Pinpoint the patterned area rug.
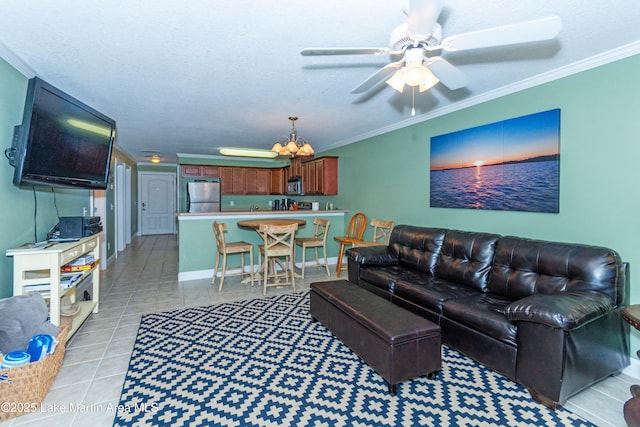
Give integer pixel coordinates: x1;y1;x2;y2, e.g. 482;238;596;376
114;292;595;427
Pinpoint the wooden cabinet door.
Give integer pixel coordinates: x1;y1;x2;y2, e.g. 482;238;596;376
255;168;271;194
315;159;324;195
290;157;302;177
244;168;257;194
232;168;245;194
181;165;202;177
202;166;220;177
271;168;284;195
322;157;338;196
320;157;338;195
220;167;234;194
302;160;317;194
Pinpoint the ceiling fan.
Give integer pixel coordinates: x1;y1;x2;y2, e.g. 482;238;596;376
301;0;562;95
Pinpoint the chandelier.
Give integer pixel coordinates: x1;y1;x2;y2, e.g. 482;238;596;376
271;116;314;157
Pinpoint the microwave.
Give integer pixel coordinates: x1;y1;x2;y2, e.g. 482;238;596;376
287;177;303;195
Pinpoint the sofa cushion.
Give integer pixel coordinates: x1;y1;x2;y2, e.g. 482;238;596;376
393;276;481;315
360;266;481;315
488;236;624;304
389;225;446;276
434;229;500;292
442;293;518;346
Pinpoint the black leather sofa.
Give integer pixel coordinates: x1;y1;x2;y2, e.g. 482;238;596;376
347;225;630;408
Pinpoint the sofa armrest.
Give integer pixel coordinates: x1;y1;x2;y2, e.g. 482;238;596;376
505;291;613;330
346;246;399;266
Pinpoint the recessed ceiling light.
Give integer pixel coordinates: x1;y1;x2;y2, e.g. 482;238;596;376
219;148;278;158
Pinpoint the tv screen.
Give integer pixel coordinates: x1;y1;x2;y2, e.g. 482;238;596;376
10;77;116;189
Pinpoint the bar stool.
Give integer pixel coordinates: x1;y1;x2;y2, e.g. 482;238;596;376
257;223;298;295
333;212;367;277
294;217;331;278
211;221;254;291
352;219;395;248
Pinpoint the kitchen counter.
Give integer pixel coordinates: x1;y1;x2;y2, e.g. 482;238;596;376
178;209;347;219
177;210;347;281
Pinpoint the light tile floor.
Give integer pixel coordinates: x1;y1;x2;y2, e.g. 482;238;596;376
2;234;635;426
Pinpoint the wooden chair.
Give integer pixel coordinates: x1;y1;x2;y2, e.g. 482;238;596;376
333;212;367;277
352;219;395;248
211;221;254;291
294;218;331;278
258;223;298;295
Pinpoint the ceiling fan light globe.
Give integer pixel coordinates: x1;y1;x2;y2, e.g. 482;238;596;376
419;68;440;92
386;69;406;93
405;63;427;86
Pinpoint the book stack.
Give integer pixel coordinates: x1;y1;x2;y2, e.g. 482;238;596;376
23;272;84;292
61;255;96;273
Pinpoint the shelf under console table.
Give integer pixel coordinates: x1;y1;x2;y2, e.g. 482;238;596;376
6;234;101;338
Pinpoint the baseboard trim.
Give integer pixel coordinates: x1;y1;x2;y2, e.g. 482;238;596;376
179;257;339;282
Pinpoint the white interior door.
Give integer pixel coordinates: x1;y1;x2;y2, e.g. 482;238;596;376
140;172;176;235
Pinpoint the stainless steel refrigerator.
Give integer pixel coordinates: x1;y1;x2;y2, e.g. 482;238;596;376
187;180;221;213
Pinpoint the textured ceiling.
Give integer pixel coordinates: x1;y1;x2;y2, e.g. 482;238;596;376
1;0;639;163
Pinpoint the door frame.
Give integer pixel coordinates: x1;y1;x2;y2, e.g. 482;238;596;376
138;171;177;235
115;161;133;252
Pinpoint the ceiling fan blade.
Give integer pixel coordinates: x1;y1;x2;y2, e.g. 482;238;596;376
440;16;562;51
406;0;444;40
351;61;404;93
300;47;390;56
427;57;469;90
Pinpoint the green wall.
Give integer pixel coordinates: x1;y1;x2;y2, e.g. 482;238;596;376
0;58;92;297
0;58;140;289
327;53;640;354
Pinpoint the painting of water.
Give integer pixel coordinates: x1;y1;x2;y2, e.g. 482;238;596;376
430;109;560;213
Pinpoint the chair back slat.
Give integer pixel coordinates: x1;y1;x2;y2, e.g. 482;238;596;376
313;218;331;243
370;219;395;245
259;223;298;253
212;221;227;252
346;212;367;240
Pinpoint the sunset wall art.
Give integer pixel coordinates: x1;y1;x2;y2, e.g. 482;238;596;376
430;109;560;213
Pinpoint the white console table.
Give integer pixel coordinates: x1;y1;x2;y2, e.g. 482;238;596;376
6;234;101;337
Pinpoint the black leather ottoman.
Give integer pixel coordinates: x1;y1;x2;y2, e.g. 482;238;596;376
310;280;441;395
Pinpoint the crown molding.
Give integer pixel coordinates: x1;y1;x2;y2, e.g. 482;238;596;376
323;41;640;152
0;41;37;78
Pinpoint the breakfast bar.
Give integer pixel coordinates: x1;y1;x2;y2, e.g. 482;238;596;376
177;210;347;281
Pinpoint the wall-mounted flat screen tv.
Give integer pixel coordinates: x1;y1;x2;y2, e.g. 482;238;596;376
8;77;116;189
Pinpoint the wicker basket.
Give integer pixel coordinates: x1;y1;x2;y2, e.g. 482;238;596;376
0;326;68;421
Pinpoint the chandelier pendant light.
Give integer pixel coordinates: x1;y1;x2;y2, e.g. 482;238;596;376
271;116;314;157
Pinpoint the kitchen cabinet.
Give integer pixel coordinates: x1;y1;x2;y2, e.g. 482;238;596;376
232;167;245;194
220;167;234;194
317;156;338;195
302;160;316;194
179;160;336;195
299;156;338;195
271;168;284;195
181;165;202;177
290;157;302;177
256;168;271;194
244;168;270;194
6;234;101;338
202;166;220;177
244;168;257;194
